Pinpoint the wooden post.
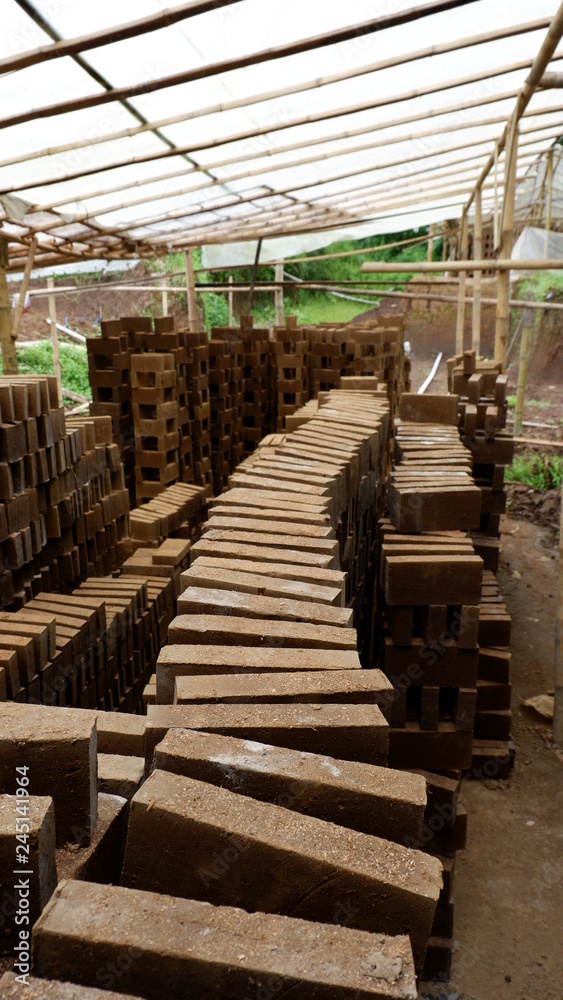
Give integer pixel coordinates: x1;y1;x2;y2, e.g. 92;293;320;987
184;250;198;331
494;120;519;368
160;276;168;316
455;212;468;354
472;187;483;355
513;307;534;435
0;238;17;374
12;238;38;342
427;223;434;262
554;480;563;746
275;261;284;325
493;141;500;248
247;237;263;314
545;148;554;258
47;277;62;406
228;274;234;325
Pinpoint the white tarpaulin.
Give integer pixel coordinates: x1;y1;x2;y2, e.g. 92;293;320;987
1;1;563;270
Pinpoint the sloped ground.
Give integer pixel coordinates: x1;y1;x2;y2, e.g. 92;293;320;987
422;515;563;1000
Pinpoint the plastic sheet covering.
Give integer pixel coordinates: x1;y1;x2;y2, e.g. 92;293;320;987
0;0;562;268
511;225;563;267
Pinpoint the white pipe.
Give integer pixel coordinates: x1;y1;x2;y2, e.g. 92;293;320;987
418;352;443;394
46;318;87;344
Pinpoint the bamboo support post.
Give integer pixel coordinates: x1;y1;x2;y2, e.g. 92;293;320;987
472;187;483;354
427;224;435;262
11;238;38;342
247;238;263;314
228;275;234;325
160;277;168;316
47;277;62;406
513;308;535;435
0;238;17;374
495;120;519;368
184;249;198;331
275;261;284;325
456;212;469;353
545;148;554;257
554;482;563;746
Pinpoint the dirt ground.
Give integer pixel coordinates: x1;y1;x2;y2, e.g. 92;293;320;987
421;515;563;1000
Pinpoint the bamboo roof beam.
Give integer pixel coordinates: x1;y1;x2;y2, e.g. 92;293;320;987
362;260;563;273
465;1;563;212
0;16;550;173
35;107;563;233
0;1;246;75
0;0;482;131
62;130;554;247
4;53;559;197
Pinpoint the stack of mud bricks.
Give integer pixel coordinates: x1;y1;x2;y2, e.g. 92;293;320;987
240;317;276;453
0;569;172;711
208;332;244;496
306;325;349;396
0;376;131;611
375;393;486;980
129;482;208;551
183;327;212;495
274;317;309;429
131;353;179;502
470;568;514;777
132;316;194;486
87;318;136;498
448;349;514;572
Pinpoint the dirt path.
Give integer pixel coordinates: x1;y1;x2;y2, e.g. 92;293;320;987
423;515;563;1000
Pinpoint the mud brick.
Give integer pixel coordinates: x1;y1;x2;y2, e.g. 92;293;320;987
420;687;440;730
0;974;143;999
478;648;511;683
168;614;357;652
123;769;438;970
79;709;146;756
209;499;331;529
202;526;338;563
385;555;483;606
97;754;145;799
473;708;512;740
458;604;480;648
0;619;51;668
176;587;352;628
0;703;97;845
154;728;422;843
206;512;334;540
190;537;337;569
0;648;23;700
388;722;473;771
0;423;27;463
146;702;387;766
33;880;418;999
478;611;511;647
180;563;342;607
467;738;515;779
454;688;478;730
0;795;57;953
173;668;391;713
399;394;459;424
157;645;360;703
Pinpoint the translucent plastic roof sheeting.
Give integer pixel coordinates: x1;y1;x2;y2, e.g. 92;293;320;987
512;224;563;265
1;0;563;270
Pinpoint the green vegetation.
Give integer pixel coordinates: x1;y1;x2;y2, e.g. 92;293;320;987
506;452;563;491
506;395;556;410
514;271;563;303
146;229;440;331
0;342;91;399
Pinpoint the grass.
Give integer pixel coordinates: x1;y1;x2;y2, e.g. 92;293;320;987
506;453;563;491
0;342;91;399
506;395;556;410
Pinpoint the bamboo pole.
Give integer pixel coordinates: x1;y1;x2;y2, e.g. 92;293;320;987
0;0;245;75
4;54;551;197
184;250;198;331
247;239;263;314
0;238;17;374
472;187;483;353
456;212;469;353
47;277;62;406
513;308;535;435
4;17;549;175
495;120;519;368
11;237;37;342
27;84;538;211
160;277;168;317
554;483;563;746
228;276;234;326
275;262;284;325
427;224;435;262
0;0;480;132
362;258;563;273
545;148;554;257
466;1;563;213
